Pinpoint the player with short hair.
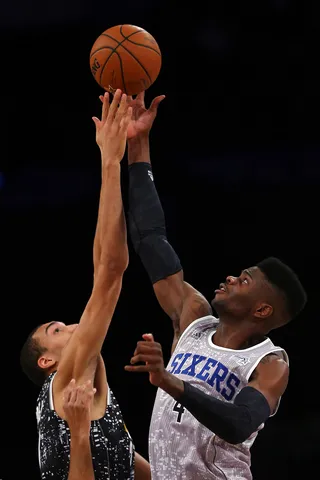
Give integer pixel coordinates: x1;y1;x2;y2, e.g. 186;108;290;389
124;92;307;479
20;90;150;480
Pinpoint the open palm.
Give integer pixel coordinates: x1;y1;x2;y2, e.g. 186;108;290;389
99;91;165;140
127;91;165;139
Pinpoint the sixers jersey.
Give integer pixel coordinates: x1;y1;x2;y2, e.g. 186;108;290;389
149;316;288;480
37;372;134;480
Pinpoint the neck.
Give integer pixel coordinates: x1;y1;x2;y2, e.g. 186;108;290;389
213;317;263;350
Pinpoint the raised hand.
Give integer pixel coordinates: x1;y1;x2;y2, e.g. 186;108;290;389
124;334;166;387
93;89;132;163
99;91;165;140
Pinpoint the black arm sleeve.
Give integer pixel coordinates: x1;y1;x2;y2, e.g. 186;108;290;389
178;382;271;444
128;162;182;284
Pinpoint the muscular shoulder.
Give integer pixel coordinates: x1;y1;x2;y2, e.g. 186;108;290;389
180;282;212;326
248;353;289;414
250;353;289;386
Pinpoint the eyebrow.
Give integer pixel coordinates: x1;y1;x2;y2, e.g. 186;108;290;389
45;321;58;335
242;269;253;279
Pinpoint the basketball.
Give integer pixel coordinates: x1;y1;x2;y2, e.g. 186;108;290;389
89;24;162;96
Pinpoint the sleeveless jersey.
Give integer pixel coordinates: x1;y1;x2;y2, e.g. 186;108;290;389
36;372;135;480
149;315;288;480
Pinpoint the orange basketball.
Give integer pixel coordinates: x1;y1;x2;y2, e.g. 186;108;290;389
89;24;162;96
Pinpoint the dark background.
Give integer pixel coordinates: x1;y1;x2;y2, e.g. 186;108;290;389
1;1;318;479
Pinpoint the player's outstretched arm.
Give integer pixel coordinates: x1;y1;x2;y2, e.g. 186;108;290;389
126;335;289;445
64;379;96;480
125;92;212;351
55;90;132;390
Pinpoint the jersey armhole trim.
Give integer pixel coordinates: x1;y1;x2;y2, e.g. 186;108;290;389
246;348;289;417
245;348;289;382
49;372;57;411
174;315;218;352
50;373;111;409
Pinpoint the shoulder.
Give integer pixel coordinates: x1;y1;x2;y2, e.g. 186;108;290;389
251;353;289;385
182;282;212;318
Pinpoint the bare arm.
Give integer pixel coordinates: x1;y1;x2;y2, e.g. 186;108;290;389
134;452;151;480
153;275;212;351
128;129;211;352
55;91;132;389
68;438;94;480
64;379;96;480
248;353;289;414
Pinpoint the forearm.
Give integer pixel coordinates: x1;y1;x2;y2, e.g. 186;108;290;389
98;159;128;271
68;435;94;480
128;135;151;165
93;174;104;273
127;152;181;284
159;372;270;444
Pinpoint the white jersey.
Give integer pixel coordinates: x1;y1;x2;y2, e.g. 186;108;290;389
149;315;288;480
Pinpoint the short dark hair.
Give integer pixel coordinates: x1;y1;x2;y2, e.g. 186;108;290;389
20;325;47;387
257;257;307;320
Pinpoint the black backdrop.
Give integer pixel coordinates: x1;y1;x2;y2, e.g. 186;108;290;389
1;1;319;479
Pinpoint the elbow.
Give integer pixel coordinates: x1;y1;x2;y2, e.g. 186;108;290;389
94;260;127;289
224;433;249;445
99;251;129;276
220;425;253;445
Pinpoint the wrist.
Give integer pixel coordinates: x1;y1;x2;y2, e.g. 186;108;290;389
100;146;123;164
128;133;149;147
128;135;150;164
158;370;185;400
101;158;121;172
70;431;90;444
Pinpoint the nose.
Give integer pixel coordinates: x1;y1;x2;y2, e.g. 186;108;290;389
68;324;78;333
226;276;237;285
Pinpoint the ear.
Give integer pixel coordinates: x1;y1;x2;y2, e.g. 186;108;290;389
37;354;57;370
254;303;273;319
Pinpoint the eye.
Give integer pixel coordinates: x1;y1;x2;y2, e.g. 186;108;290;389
54;327;60;333
241;278;249;285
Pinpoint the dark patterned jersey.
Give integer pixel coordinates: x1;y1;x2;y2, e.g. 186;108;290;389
36;372;134;480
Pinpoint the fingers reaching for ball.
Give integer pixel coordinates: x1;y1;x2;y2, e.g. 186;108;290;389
93;89;132;162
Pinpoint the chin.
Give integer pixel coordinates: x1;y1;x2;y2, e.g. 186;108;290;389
211;294;229;316
211;292;225;306
211;296;221;311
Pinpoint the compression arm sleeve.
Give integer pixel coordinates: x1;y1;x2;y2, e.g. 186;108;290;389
179;383;271;444
128;162;182;284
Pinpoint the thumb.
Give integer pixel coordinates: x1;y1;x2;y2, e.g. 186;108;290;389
92;117;100;128
149;95;166;113
142;333;154;342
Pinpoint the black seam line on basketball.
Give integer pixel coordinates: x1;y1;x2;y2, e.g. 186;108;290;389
90;29;141;58
119;25;161;56
96;46;116;83
120;38;161;56
100;33;152;83
90;46;115;58
98;48;128;94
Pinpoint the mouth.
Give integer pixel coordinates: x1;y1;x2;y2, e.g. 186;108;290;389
214;283;227;294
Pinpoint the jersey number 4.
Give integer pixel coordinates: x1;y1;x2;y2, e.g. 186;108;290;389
173;402;186;423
